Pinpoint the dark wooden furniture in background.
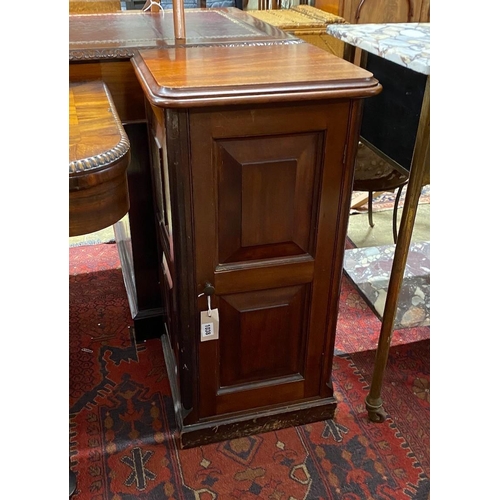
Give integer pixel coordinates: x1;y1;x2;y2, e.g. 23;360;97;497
69;81;130;237
360;52;428;173
69;9;299;341
341;0;429;24
132;40;380;447
312;0;430;23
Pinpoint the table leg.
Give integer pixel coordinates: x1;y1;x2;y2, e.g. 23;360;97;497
365;75;430;422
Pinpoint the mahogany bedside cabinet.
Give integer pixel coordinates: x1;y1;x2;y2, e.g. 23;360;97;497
132;40;381;448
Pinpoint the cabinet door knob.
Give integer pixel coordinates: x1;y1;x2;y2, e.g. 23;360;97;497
203;282;215;296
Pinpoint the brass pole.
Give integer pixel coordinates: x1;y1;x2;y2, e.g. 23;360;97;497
172;0;186;40
365;75;430;422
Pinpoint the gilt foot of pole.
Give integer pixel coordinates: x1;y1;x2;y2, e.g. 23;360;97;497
365;396;386;423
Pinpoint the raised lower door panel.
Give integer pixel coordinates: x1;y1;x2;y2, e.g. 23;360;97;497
185;101;354;419
219;285;308;387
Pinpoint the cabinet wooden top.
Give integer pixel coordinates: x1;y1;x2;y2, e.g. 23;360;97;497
69;8;300;61
69;80;129;175
132;43;381;107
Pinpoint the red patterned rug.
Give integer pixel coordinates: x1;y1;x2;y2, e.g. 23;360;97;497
69;244;430;499
335;276;430;355
339;238;429;354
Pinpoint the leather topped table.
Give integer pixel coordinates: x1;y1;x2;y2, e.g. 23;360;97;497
69;9;303;341
69;8;300;61
69;80;130;237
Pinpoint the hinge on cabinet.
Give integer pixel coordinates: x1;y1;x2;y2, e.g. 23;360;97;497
343;143;348;165
322;350;333;389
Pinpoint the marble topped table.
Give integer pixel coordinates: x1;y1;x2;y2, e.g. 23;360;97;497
327;22;430;423
344;241;430;329
327;23;430;75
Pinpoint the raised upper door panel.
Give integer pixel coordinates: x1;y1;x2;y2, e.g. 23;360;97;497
217;132;322;264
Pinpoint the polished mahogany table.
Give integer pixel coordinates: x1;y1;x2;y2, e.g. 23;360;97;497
69;80;130;237
70;9;381;447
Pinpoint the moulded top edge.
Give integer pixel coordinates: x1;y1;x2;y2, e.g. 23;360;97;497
132;44;381;107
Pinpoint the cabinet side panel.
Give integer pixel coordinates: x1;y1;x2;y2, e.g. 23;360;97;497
217;133;320;263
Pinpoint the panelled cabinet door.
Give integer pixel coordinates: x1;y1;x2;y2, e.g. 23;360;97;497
188;101;355;418
343;0;424;24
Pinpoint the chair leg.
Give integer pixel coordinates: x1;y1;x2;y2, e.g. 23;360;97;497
368;191;374;228
392;185;405;244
